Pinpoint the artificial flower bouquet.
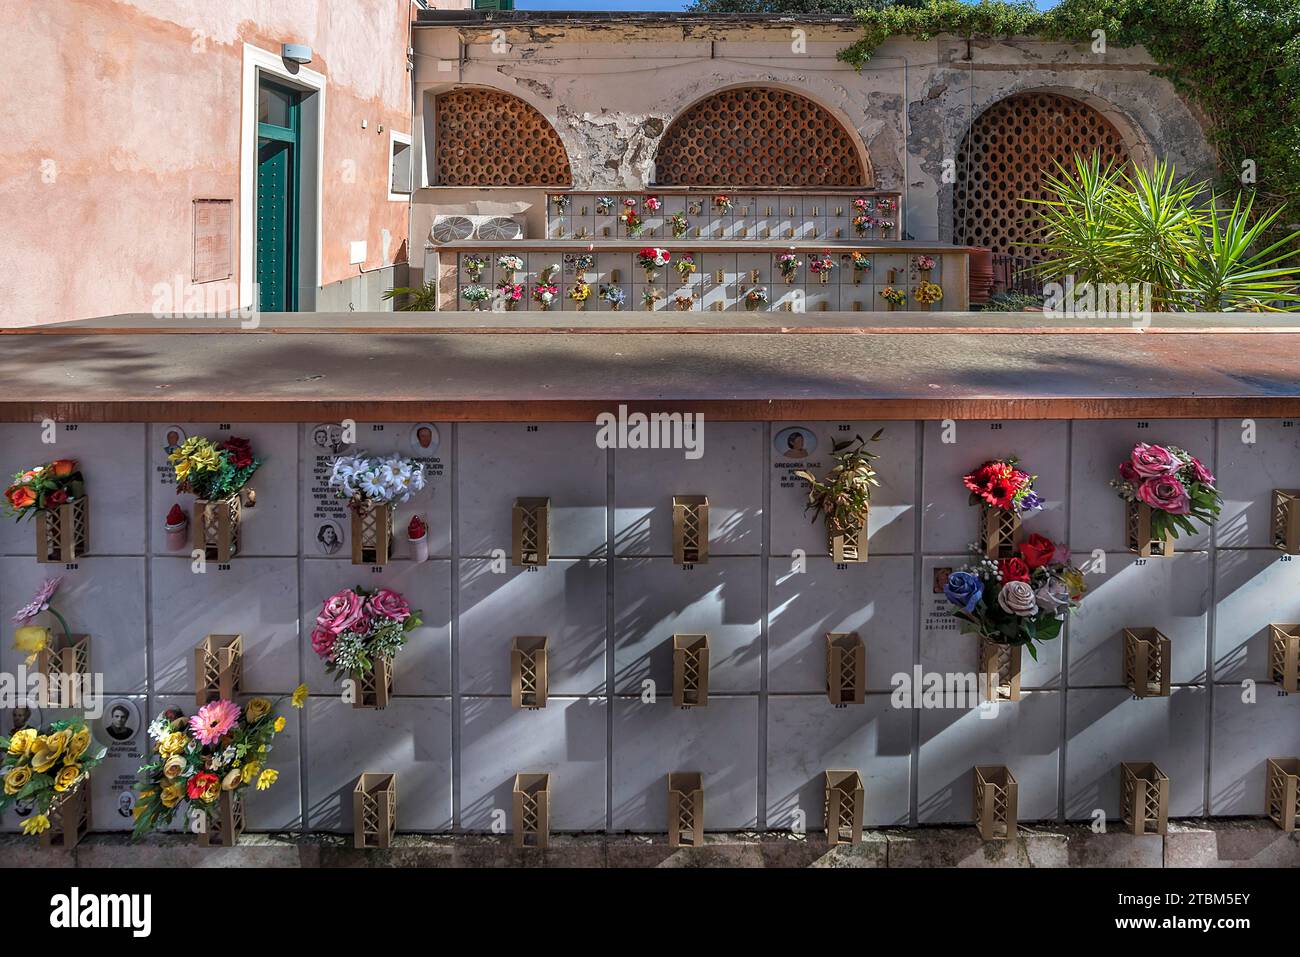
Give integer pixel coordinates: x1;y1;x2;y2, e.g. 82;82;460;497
5;458;88;562
132;691;304;840
600;284;626;310
794;431;883;562
914;254;936;273
595;196;615;216
964;457;1042;557
169;435;261;502
850;251;871;273
668;212;689;239
1112;443;1221;545
673;292;697;311
777;252;802;283
496;280;525;309
311;587;422;697
568;280;591;308
943;532;1086;658
638;247;671;280
644;195;662;212
641;289;662;309
673;254;697;281
462;284;491;309
914;280;943;307
878;218;896;237
462;254;487;282
808;250;835;281
713;194;733;213
4;458;84;522
551;194;570;213
879;285;907;308
532;282;559;309
744;287;768;309
620;198;642;236
328;452;425;563
496;254;525;277
1;719;105;837
852;211;875;236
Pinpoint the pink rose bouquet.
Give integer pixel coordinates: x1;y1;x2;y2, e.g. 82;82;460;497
311;585;422;680
1112;443;1221;541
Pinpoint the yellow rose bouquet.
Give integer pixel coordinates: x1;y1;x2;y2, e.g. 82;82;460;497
0;719;105;837
131;688;305;839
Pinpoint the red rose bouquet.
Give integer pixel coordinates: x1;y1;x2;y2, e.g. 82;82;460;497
1111;443;1221;541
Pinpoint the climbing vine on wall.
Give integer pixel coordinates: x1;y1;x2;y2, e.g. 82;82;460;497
838;0;1300;215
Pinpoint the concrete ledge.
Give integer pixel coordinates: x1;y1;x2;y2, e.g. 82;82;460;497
1;821;1293;868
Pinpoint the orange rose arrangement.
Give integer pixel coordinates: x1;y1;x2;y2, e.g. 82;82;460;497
4;459;84;521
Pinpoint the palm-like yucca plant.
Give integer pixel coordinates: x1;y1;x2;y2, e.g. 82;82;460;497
1023;153;1300;312
382;279;438;311
1171;193;1300;311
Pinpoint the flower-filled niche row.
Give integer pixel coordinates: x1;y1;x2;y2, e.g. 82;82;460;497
5;459;88;562
963;458;1042;558
312;587;422;709
1;720;104;841
944;533;1088;698
169;436;262;561
1113;443;1222;557
133;690;303;846
328;453;425;565
795;430;883;563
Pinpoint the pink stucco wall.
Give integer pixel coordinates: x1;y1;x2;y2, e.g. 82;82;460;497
0;0;422;326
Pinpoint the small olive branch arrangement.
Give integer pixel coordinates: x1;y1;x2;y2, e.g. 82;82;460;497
793;430;883;542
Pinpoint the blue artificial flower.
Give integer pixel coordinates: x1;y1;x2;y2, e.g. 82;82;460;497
943;570;984;614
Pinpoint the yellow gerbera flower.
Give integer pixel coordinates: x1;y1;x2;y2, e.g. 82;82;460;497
13;626;50;666
291;684;309;708
21;814;50;836
256;768;278;791
273;716;286;733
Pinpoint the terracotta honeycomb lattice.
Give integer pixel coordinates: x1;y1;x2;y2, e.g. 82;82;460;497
655;88;869;188
953;92;1130;260
434;88;572;187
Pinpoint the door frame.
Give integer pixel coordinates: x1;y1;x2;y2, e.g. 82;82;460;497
257;82;301;310
240;43;325;311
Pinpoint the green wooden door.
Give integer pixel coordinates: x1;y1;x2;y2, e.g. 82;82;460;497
256;80;300;311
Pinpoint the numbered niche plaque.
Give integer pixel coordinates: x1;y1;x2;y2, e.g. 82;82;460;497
1123;627;1171;698
353;772;398;849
